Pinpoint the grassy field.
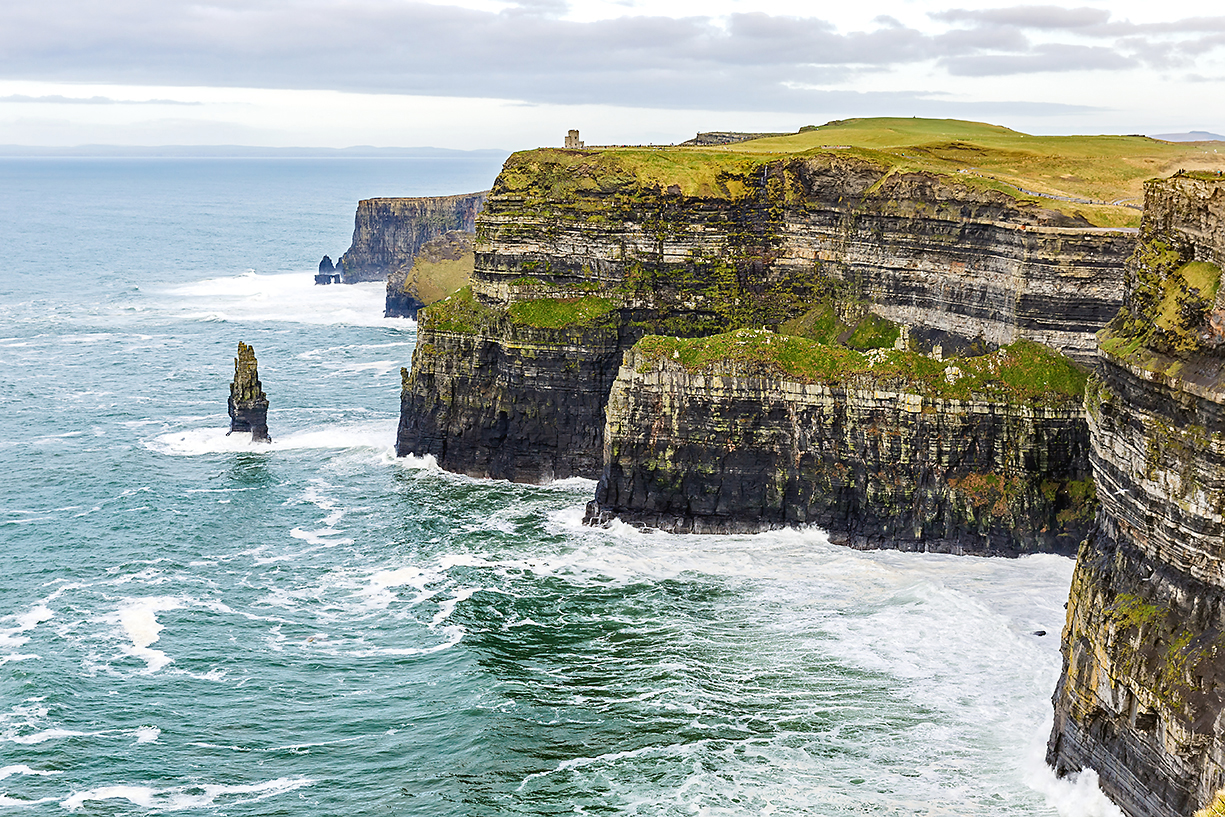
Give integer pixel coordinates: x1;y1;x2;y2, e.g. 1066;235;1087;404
502;118;1225;227
725;117;1225;212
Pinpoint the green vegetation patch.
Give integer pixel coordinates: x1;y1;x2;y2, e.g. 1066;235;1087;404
635;330;1087;404
722;117;1225;219
1109;593;1165;631
1105;238;1222;359
780;301;901;350
401;252;474;305
420;286;499;334
507;295;616;329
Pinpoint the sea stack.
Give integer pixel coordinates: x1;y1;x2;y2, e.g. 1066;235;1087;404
228;342;271;443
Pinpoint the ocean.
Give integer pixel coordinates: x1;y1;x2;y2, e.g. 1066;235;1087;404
0;155;1121;815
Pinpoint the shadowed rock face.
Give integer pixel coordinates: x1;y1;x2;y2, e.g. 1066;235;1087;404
1047;176;1225;817
583;343;1094;554
228;342;270;443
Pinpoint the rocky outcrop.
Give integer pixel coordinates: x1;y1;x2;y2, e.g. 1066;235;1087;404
398;147;1133;482
338;192;487;283
395;290;621;481
1048;175;1225;817
315;255;341;285
385;231;475;319
584;334;1094;553
227;342;270;443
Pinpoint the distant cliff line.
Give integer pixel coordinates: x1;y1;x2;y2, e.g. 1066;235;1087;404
336;191;487;284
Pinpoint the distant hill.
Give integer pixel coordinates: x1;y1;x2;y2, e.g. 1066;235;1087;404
1150;131;1225;142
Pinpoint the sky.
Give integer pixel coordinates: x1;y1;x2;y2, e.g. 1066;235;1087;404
1;0;1223;149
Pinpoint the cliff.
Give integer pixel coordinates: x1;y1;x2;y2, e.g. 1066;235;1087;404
337;191;487;283
1048;175;1225;817
399;138;1134;482
396;288;620;480
385;231;475;319
228;342;270;443
583;333;1094;553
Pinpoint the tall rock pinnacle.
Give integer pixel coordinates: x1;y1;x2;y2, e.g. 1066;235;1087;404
227;342;271;443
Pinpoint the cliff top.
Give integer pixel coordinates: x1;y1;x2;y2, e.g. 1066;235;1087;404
505;118;1225;227
634;330;1088;406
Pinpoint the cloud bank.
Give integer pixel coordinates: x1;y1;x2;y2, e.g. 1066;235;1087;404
1;2;1222;113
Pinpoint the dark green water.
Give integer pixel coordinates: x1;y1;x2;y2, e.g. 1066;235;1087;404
0;158;1118;815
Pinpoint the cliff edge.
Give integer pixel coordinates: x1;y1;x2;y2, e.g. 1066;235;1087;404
1048;174;1225;817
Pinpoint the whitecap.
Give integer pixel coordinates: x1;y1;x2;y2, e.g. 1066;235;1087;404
146;420;397;457
0;765;61;781
61;776;314;812
158;270;411;328
108;597;184;673
135;726;160;744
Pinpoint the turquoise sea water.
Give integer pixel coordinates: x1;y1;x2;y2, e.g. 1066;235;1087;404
0;157;1119;815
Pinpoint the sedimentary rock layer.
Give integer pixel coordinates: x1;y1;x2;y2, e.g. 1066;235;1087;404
339;192;487;283
396;309;621;482
228;342;270;443
1048;175;1225;817
584;342;1093;554
399;149;1133;482
472;152;1133;362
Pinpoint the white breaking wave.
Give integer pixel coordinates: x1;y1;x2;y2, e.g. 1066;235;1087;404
146;419;397;457
134;726;161;744
160;271;411;328
61;776;314;812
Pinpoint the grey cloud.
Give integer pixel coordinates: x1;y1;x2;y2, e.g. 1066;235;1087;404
0;0;1207;113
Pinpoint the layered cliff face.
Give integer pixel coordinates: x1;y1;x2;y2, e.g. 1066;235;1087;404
472;150;1133;362
399;146;1132;482
584;332;1094;553
338;192;487;283
228;342;270;443
396;289;621;481
385;231;475;319
1048;175;1225;817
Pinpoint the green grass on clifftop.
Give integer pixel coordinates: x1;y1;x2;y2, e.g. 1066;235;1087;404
507;295;615;329
635;330;1087;405
419;287;616;334
500;117;1225;227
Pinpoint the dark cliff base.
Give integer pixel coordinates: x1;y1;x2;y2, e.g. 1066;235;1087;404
395;320;622;482
385;291;426;320
583;342;1094;556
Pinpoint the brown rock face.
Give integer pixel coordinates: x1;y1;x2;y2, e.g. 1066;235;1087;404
227;342;271;443
1047;176;1225;817
338;192;487;283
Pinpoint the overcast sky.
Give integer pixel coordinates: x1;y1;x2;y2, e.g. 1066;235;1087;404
1;0;1222;149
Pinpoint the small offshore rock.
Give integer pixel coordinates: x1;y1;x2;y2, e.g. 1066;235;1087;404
227;342;271;443
315;255;341;285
